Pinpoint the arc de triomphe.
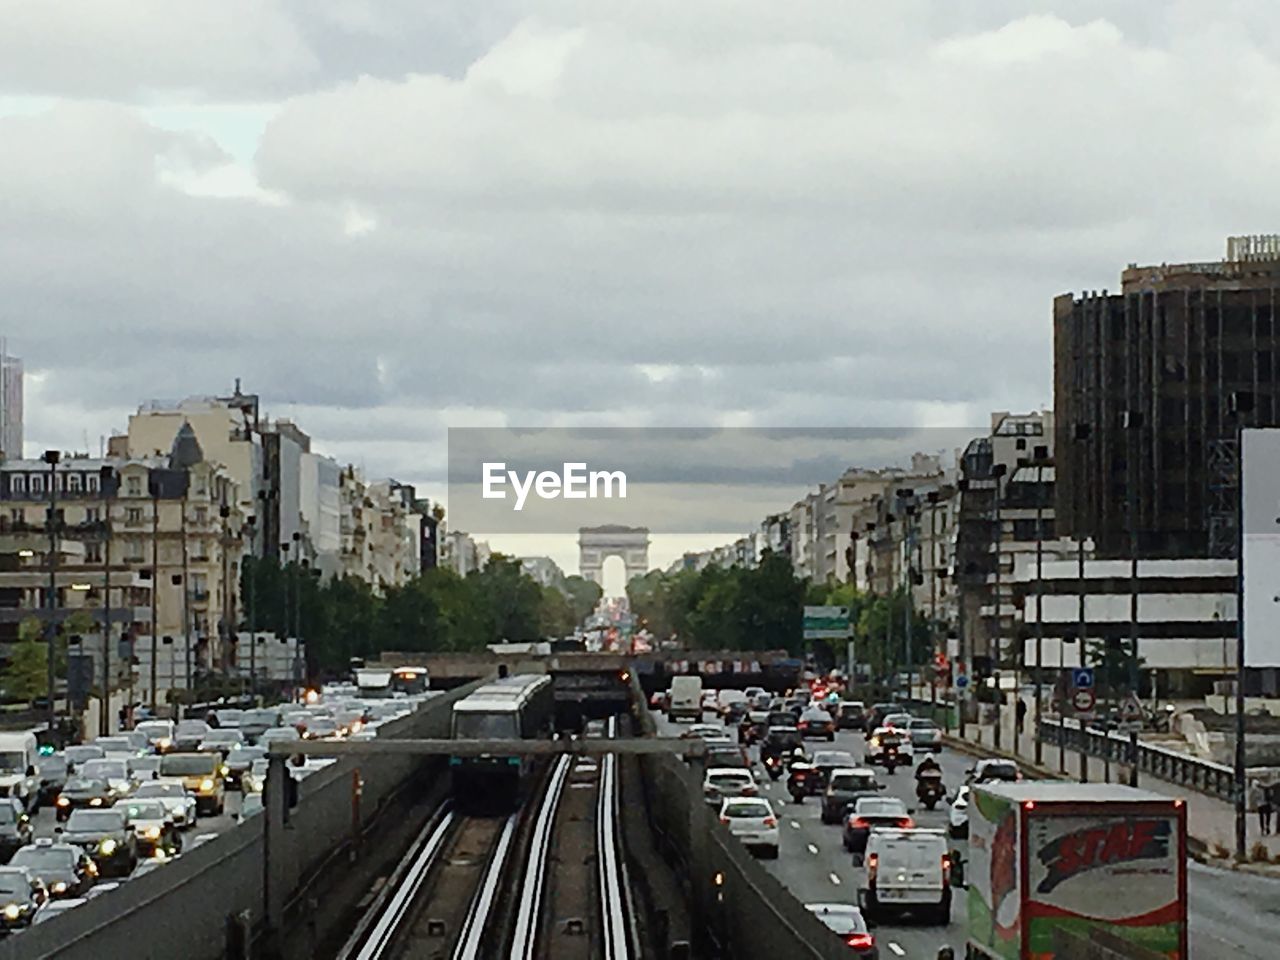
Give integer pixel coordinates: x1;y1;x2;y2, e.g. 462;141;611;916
578;525;650;587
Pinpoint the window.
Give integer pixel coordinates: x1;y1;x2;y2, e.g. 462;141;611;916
30;475;43;495
195;506;208;524
126;476;142;496
125;539;144;563
9;509;21;523
86;543;103;563
67;473;82;493
1015;438;1026;451
10;475;25;495
1033;445;1049;461
86;474;99;493
84;507;100;523
126;507;143;525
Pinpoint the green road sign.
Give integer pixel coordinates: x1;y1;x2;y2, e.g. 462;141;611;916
803;605;852;640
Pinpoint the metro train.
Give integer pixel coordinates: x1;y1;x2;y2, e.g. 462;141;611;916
450;674;555;812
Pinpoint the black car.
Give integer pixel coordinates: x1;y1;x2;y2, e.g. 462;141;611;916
0;866;46;932
760;726;802;762
842;797;913;860
8;841;96;898
0;799;34;863
765;711;797;732
835;701;866;731
798;707;837;741
705;745;752;771
62;808;139;878
810;750;859;789
967;759;1020;785
820;768;883;825
54;777;115;823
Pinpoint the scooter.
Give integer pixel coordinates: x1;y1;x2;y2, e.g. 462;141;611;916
763;753;786;781
787;763;817;803
917;771;946;810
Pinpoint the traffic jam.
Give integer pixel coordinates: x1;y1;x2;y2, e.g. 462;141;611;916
653;672;1188;959
0;684;427;937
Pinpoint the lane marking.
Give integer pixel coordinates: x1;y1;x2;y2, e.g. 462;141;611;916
806;843;819;855
790;821;800;830
828;872;841;885
888;942;906;957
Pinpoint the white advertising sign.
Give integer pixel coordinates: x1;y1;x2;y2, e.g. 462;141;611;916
1242;429;1280;667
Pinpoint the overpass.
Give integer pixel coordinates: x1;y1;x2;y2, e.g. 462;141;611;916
9;663;845;960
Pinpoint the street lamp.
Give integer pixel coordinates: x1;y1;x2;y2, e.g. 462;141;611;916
42;450;60;734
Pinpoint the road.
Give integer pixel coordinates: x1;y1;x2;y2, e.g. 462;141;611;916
656;710;1280;959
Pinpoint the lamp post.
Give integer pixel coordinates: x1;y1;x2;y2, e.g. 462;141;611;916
896;488;917;696
99;465;114;736
245;516;257;701
990;463;1007;751
42;450;60;734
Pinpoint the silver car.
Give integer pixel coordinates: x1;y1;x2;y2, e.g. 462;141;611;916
908;718;942;752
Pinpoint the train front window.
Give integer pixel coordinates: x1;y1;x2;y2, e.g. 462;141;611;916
455;714;518;739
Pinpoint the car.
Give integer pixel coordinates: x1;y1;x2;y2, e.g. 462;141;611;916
864;728;914;767
63;745;106;773
716;689;748;718
33;897;87;923
172;720;210;752
223;744;267;789
881;713;914;732
679;723;723;741
705;744;752;772
259;727;301;751
738;709;770;745
213;709;245;730
966;759;1020;785
197;729;246;757
765;710;798;732
810;751;859;788
948;786;970;839
835;701;867;731
700;690;719;714
718;797;779;858
158;753;225;816
864;703;898;733
702;767;758;806
36;754;69;805
238;793;264;823
0;865;46;932
805;903;879;956
130;781;198;829
907;719;942;753
78;758;135;797
61;808;139;877
0;798;34;862
93;736;146;760
301;717;341;740
128;755;163;783
858;828;951;925
742;686;765;701
821;768;883;825
54;777;116;822
9;840;97;898
239;708;282;743
134;720;175;754
241;758;269;794
798;706;837;741
843;797;914;861
760;724;802;760
119;799;182;859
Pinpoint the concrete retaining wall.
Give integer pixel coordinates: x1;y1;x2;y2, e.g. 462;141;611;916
8;685;480;960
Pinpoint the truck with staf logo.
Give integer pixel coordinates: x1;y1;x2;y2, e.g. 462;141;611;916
964;782;1187;960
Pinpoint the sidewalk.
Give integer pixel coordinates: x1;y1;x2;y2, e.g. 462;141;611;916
946;707;1280;868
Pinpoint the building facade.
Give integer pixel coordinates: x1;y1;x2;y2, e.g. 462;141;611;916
0;341;21;460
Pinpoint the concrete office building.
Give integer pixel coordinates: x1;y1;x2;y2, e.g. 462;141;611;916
0;340;21;460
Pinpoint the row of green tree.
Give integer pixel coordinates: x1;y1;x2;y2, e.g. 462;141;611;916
625;550;934;677
240;555;603;675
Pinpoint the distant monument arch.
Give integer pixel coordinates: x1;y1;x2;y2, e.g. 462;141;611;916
579;525;650;588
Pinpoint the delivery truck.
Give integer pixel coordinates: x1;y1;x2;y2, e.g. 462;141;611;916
668;675;705;722
965;782;1187;960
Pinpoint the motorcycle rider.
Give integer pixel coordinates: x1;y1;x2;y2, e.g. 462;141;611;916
915;754;942;781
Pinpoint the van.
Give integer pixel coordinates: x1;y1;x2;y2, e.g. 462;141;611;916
159;752;225;816
858;827;951;925
668;676;704;723
0;732;40;812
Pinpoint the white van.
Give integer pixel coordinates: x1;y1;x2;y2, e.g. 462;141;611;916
859;827;951;925
0;731;41;812
668;676;704;723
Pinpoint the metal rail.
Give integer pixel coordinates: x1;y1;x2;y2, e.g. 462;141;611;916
265;736;706;758
453;813;520;960
508;754;572;958
597;716;631;960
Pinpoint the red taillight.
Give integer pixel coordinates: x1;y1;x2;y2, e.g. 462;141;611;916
942;853;951;884
846;932;875;949
763;816;777;827
799;722;809;730
742;784;757;795
867;852;879;884
897;817;914;828
720;815;729;824
850;816;869;829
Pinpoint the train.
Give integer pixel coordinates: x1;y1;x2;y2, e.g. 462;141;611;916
450;674;555;812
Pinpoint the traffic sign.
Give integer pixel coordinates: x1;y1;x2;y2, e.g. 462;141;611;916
1119;694;1144;722
1071;667;1094;690
955;675;970;689
803;605;852;640
1071;689;1096;713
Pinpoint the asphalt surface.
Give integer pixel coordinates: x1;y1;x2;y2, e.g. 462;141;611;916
655;710;1280;959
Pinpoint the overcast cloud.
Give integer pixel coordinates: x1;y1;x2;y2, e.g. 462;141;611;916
4;1;1279;517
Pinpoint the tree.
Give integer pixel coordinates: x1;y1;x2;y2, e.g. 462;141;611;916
1;615;81;704
563;575;603;626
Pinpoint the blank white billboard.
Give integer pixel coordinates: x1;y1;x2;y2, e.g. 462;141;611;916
1242;428;1280;667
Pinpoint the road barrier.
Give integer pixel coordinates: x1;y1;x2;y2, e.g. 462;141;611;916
6;686;479;960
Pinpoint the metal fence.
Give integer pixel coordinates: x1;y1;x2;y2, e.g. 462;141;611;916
1038;716;1237;802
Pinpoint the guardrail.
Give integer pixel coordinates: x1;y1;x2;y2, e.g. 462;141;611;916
1038;716;1237;802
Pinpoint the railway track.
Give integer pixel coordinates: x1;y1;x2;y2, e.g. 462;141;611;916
338;715;635;960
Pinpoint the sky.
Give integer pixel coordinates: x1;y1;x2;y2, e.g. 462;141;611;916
5;1;1280;576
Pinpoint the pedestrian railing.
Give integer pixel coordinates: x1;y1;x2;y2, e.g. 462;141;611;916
1038;716;1237;802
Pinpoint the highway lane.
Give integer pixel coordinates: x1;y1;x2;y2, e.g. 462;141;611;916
654;709;1280;959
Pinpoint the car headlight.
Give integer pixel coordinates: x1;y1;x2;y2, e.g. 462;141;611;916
56;795;70;807
99;838;118;855
143;826;161;840
3;903;20;920
157;738;171;750
220;765;230;776
90;798;103;806
199;778;215;792
51;881;68;894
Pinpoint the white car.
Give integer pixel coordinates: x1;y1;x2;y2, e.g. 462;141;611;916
130;781;197;829
702;767;758;806
858;827;952;925
865;727;915;767
948;786;970;839
718;796;779;858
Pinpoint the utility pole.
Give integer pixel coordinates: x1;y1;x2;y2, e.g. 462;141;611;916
43;450;61;734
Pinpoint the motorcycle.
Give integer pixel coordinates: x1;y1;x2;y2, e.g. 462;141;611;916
916;771;946;810
763;754;786;781
787;763;817;803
